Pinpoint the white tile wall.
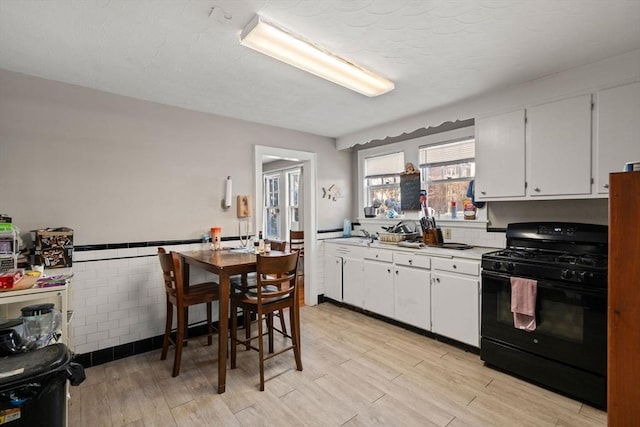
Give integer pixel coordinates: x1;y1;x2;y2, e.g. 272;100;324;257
70;242;216;354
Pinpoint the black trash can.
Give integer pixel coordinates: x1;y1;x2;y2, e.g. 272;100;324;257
0;343;85;427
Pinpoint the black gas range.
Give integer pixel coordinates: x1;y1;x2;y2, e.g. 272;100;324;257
481;222;608;408
482;245;607;287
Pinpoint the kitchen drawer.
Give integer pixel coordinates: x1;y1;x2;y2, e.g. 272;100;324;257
364;248;393;263
432;257;479;276
325;243;365;258
394;252;430;269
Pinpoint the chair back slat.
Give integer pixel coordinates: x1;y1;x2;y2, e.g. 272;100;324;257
255;252;299;303
158;248;184;299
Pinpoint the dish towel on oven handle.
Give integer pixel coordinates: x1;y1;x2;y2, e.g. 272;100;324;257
510;277;537;331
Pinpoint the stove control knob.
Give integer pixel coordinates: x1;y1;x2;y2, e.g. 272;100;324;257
561;269;573;280
492;261;502;270
577;271;593;282
506;263;515;272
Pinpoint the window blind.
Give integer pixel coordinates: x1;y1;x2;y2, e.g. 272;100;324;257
364;152;404;177
419;139;475;165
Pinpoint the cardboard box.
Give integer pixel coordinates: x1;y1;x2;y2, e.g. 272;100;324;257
36;248;72;268
34;228;73;268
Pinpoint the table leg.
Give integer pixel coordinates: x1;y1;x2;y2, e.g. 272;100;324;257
218;273;229;394
181;258;190;343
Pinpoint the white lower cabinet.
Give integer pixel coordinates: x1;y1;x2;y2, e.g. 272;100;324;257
431;258;480;347
363;259;394;318
324;242;480;347
324;244;365;306
342;256;364;307
393;253;431;330
323;254;343;301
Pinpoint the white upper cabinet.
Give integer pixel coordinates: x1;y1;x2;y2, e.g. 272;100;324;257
475;110;526;199
526;94;592;197
594;82;640;194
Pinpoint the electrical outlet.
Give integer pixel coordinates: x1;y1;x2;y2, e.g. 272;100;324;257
444;228;452;239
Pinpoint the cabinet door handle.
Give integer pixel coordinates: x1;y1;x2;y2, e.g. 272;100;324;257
387;268;391;274
534;187;541;192
604;184;609;189
395;270;399;275
435;277;440;283
481;191;486;195
453;264;457;269
408;259;413;264
376;254;379;258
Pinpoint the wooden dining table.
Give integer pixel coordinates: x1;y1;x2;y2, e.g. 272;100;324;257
177;248;263;394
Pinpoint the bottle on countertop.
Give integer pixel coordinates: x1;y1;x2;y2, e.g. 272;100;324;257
343;219;351;237
451;201;457;219
258;230;265;253
463;198;477;220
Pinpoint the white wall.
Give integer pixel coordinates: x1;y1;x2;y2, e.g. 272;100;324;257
0;69;352;244
0;69;352;355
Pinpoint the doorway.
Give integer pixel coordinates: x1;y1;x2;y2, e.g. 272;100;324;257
263;166;302;241
254;146;317;306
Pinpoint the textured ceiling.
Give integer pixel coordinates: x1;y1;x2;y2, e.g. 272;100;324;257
1;0;639;139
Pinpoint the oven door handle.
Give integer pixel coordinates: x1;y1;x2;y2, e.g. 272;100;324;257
481;270;606;297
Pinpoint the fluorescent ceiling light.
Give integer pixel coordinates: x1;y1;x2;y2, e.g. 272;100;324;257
240;15;395;97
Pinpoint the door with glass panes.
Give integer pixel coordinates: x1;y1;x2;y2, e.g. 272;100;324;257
264;167;302;241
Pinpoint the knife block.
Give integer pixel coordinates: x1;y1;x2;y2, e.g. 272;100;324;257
422;229;440;246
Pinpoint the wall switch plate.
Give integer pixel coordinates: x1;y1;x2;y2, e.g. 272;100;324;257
443;228;452;239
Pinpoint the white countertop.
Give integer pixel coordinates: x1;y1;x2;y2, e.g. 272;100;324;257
323;237;498;260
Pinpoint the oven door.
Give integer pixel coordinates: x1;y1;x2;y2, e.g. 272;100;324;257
481;270;606;375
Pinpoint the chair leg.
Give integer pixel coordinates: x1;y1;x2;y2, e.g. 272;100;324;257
206;302;213;346
230;302;238;369
267;313;274;354
161;299;172;361
183;307;189;347
173;305;185;377
244;308;251;350
278;309;287;335
257;310;265;391
290;303;303;372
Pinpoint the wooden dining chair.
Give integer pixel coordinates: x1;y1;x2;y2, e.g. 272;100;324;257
230;251;303;391
268;240;287;252
157;248;219;377
289;230;305;303
289;230;304;256
232;239;289;340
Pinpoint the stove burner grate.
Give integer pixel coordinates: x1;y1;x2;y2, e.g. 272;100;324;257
555;254;607;268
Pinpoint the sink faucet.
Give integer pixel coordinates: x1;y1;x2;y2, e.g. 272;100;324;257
361;229;376;244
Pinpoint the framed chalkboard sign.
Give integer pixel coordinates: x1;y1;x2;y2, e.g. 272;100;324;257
400;173;421;211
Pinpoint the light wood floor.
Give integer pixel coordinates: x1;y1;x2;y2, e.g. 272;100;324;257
68;303;606;426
